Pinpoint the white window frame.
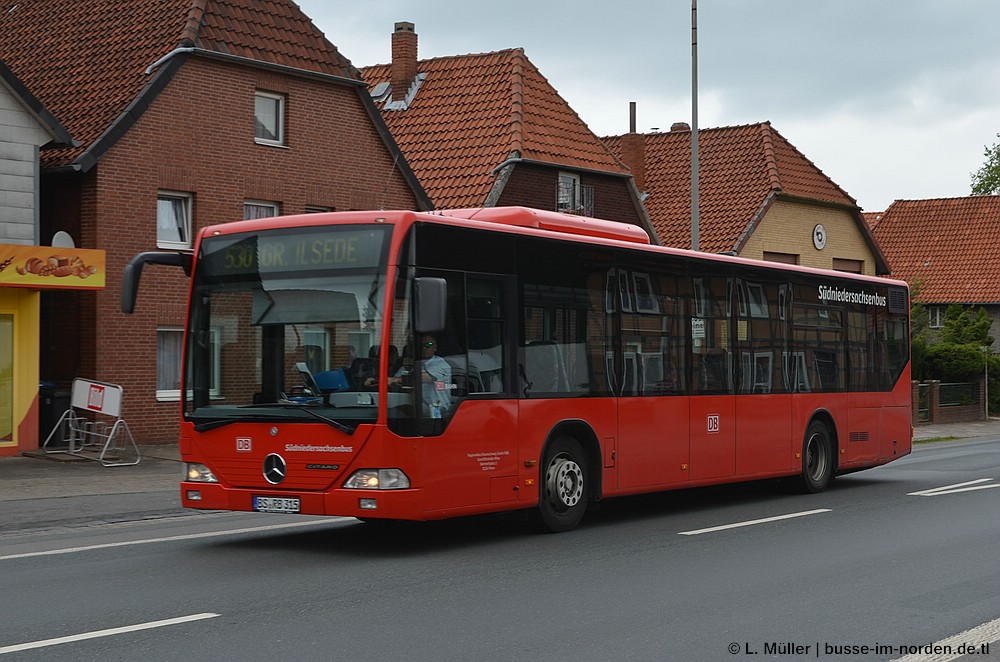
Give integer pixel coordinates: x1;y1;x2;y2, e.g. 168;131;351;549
928;306;945;329
244;200;279;220
632;272;659;314
753;351;773;394
156;327;184;400
557;172;580;213
782;351;811;393
157;191;192;250
254;90;285;146
303;328;330;372
157;327;220;401
746;283;769;318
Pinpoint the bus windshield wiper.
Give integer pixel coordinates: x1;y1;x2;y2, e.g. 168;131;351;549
192;405;354;434
294;406;354;435
236;402;355;435
192;412;275;432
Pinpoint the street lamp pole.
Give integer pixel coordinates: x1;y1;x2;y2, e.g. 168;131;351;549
691;0;700;252
985;345;990;420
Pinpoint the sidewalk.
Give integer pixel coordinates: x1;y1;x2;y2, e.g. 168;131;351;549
0;444;185;533
911;417;1000;442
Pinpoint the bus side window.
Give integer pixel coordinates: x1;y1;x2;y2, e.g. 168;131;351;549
467;278;506;394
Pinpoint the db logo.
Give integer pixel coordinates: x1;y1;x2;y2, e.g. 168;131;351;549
707;414;720;434
88;384;105;411
236;437;252;452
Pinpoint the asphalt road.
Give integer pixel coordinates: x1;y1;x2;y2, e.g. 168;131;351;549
1;437;999;661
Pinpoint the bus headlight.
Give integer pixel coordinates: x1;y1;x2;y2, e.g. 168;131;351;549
186;463;218;483
343;469;410;490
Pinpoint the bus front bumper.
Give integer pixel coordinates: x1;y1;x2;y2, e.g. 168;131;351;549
180;481;424;520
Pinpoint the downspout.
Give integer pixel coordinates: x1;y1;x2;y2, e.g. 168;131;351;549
144;47;195;75
489;157;523;177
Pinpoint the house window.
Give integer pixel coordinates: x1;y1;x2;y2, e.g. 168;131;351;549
928;307;945;329
244;200;279;220
556;172;594;216
302;328;330;373
156;328;183;398
157;192;192;249
254;91;285;145
832;258;864;274
763;251;798;265
157;327;220;400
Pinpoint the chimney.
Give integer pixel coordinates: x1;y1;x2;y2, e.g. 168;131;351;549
670;122;691;132
620;102;646;192
391;21;417;102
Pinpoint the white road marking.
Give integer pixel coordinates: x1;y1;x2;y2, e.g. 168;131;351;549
678;508;831;536
0;517;349;561
908;478;998;497
891;615;1000;662
0;613;220;655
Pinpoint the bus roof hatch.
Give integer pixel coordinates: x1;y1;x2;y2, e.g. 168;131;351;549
438;206;651;245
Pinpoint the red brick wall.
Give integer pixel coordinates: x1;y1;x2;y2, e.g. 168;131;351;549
45;57;421;444
497;162;643;226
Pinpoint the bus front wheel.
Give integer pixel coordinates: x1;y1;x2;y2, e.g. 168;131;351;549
533;436;588;533
799;420;834;493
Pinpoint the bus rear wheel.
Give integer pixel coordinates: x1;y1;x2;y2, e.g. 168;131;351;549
799;420;834;493
533;436;588;533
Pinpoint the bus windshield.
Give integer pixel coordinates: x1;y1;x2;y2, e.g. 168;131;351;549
183;225;392;432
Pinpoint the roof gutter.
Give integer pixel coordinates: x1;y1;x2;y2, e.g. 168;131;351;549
145;46;365;88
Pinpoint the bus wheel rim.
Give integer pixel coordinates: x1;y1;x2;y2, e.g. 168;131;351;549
806;433;827;480
546;456;584;509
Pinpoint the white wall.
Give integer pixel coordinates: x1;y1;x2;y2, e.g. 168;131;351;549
0;84;53;245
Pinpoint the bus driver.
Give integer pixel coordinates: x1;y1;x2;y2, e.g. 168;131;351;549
388;335;452;417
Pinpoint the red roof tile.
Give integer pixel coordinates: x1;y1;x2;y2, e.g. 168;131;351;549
361;49;627;209
872;195;1000;303
0;0;359;169
603;122;858;252
862;211;884;229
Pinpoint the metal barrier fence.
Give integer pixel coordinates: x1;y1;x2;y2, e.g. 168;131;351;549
938;382;978;407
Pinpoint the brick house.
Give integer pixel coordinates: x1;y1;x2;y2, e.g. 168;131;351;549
0;0;428;447
603;122;890;274
359;22;655;238
871;195;1000;345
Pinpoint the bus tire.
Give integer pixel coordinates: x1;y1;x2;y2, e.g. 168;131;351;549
533;436;589;533
799;420;834;493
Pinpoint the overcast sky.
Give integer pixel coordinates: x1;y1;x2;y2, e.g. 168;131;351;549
297;0;1000;212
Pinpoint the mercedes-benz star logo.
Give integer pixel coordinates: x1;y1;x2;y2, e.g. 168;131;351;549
263;453;287;485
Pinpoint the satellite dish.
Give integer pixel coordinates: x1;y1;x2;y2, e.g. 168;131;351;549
51;231;76;248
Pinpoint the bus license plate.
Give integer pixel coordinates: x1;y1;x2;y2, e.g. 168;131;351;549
253;496;300;513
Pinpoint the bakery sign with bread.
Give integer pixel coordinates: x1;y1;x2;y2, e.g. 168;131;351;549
0;245;105;289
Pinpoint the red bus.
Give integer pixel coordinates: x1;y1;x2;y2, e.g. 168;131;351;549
123;206;912;532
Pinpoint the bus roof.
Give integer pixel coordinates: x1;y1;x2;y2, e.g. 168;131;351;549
197;207;906;289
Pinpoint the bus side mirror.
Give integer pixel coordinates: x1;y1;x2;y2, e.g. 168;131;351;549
414;277;447;333
121;251;193;314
